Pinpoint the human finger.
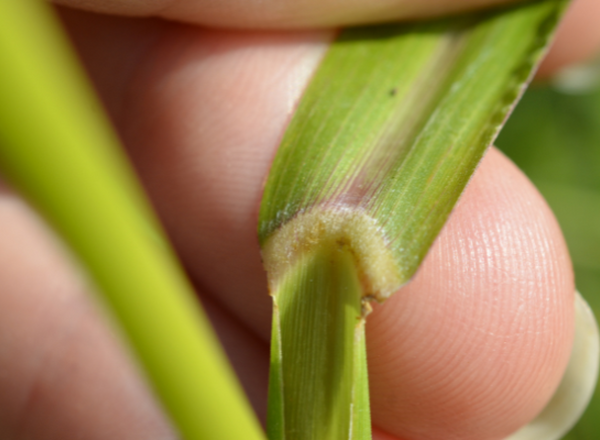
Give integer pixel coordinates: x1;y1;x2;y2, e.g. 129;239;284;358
0;180;271;436
367;148;574;440
0;184;174;438
538;0;600;78
53;0;529;29
59;13;575;439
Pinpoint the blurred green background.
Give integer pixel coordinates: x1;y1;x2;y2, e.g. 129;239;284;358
496;64;600;440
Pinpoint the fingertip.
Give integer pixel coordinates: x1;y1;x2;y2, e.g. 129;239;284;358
56;0;519;29
156;0;516;28
62;15;578;439
366;148;574;440
537;0;600;78
0;186;175;439
53;0;170;17
119;27;332;338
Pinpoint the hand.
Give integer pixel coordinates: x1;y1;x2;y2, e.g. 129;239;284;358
0;1;599;439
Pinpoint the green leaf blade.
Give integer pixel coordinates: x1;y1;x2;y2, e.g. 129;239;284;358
260;2;569;440
260;0;569;289
374;0;569;278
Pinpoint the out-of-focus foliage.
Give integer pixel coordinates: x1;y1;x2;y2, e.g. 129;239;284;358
496;66;600;440
0;2;265;439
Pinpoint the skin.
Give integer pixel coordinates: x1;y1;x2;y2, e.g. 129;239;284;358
0;0;599;439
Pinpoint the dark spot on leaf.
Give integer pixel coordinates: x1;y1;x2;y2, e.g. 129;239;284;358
389;88;397;97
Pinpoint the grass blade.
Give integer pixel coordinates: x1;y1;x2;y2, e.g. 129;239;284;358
259;1;569;439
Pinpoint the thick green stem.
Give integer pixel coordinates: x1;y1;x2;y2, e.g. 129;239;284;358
0;2;265;439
